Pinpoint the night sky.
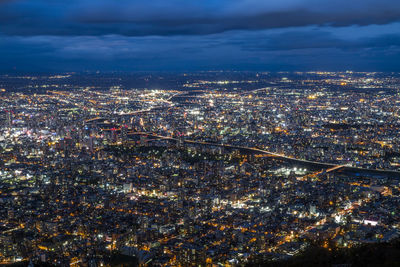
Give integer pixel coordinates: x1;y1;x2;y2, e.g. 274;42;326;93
1;0;400;72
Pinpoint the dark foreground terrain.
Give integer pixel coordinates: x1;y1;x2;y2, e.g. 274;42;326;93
247;239;400;267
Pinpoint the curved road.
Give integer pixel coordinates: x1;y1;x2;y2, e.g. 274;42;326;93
84;93;400;178
131;132;400;178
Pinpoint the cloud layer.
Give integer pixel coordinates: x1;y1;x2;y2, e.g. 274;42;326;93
1;0;400;36
0;0;400;71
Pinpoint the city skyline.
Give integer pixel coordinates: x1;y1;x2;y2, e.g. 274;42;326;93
1;1;400;266
1;72;400;265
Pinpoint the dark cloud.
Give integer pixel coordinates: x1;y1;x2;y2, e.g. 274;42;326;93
1;27;400;72
1;0;400;71
0;0;400;36
237;31;400;52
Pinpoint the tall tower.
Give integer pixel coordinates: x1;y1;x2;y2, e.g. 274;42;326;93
6;110;12;128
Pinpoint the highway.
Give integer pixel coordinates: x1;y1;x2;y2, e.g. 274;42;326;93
129;132;400;178
84;93;400;178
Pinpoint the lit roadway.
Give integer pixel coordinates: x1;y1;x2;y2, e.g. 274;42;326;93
129;132;400;178
130;132;339;169
84;92;400;177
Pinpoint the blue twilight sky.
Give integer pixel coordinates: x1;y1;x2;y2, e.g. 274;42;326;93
0;0;400;72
